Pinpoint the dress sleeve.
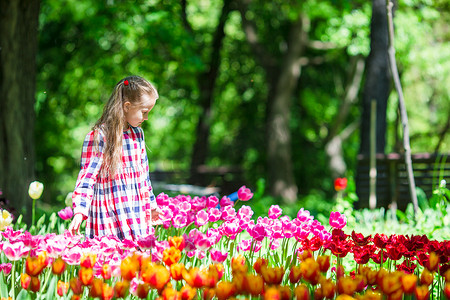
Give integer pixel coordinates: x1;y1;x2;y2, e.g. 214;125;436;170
72;130;104;218
140;128;158;210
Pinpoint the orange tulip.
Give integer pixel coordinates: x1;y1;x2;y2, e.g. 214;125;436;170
294;284;310;300
120;255;140;281
376;268;389;287
170;263;185;281
52;257;66;275
168;236;185;251
161;285;179;300
71;295;81;300
300;258;320;285
203;288;215;300
320;278;336;299
298;249;313;261
214;263;224;280
231;255;247;275
387;288;403;300
182;267;206;288
414;285;429;300
358;290;382;300
279;285;291;300
90;278;103;298
162;246;181;266
101;264;112;280
80;253;96;269
25;255;47;277
114;280;130;298
136;283;150;299
69;277;83;295
314;286;323;300
264;287;281;300
317;256;330;273
289;265;302;284
337;276;357;296
20;273;31;290
29;276;40;293
261;265;284;285
401;274;417;294
79;267;94;286
57;280;69;297
420;269;434;286
254;257;269;274
426;252;439;272
142;263;170;290
215;281;236;300
380;272;402;295
244;274;264;296
102;283;114;300
180;285;197;300
335;295;356;300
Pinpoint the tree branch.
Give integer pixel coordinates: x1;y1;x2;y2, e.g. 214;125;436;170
181;0;193;33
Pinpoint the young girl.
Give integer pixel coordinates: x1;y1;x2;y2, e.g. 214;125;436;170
69;76;161;240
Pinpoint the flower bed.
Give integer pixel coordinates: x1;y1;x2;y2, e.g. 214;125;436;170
0;186;449;300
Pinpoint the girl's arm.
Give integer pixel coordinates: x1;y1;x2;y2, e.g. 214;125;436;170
71;130;104;219
140;128;158;210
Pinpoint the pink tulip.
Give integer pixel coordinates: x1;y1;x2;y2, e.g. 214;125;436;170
179;202;192;213
57;207;73;220
156;193;170;206
329;211;347;229
268;205;282;219
297;208;313;223
210;249;228;263
173;213;187;228
207;207;221;222
237;239;252;252
136;235;156;250
61;245;82;265
249;223;266;242
219;196;234;207
237;205;253;220
221;206;236;221
195;234;213;251
206;196;219;208
270;239;281;250
0;263;12;275
197;250;206;259
3;241;30;261
1;226;23;242
282;222;298;239
221;221;240;239
195;210;209;227
237;186;253;201
206;228;222;244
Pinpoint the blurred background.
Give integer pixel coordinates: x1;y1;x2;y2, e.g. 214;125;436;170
1;0;449;222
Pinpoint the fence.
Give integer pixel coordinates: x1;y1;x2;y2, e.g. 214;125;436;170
355;153;450;210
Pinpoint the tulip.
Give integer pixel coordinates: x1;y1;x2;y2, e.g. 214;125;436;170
289;265;302;284
28;181;44;200
414;285;429;300
264;287;281;300
237;185;253;201
0;263;12;275
114;280;130;298
300;258;320;285
317;255;331;273
337;276;357;295
3;241;30;261
401;274;417;294
120;255;139;281
215;281;236;300
210;249;228;263
25;254;47;277
294;284;310;300
70;277;83;295
21;273;31;290
321;278;336;299
420;269;434;286
254;257;268;274
261;265;284;285
268;205;283;219
79;267;94;286
80;253;96;268
102;283;114;300
182;267;206;288
444;283;450;299
0;209;13;230
168;235;185;251
52;257;66;275
136;283;150;299
170;263;185;281
334;177;348;192
90;278;103;298
425;252;439;272
162;246;181;266
57;206;74;220
380;272;402;295
180;285;197;300
245;274;264;296
101;264;112;280
142;263;170;290
29;276;40;293
57;280;69;296
329;211;347;229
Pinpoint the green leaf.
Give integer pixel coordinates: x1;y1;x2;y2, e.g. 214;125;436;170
0;274;8;298
36;214;46;228
16;289;31;300
45;276;57;300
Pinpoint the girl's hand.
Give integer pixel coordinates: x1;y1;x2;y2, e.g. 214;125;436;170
151;208;163;225
68;213;84;235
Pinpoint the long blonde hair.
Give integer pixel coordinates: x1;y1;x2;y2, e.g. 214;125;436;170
93;76;158;177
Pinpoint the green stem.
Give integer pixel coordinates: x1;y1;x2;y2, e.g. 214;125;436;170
10;261;16;300
32;198;36;229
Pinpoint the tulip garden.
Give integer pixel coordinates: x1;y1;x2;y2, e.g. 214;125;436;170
1;183;450;300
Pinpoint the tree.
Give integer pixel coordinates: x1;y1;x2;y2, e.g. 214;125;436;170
0;0;41;221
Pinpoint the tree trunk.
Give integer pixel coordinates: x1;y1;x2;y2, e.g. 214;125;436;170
189;0;233;185
359;0;391;155
0;0;40;222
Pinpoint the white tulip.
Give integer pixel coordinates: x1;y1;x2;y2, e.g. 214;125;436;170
28;181;44;200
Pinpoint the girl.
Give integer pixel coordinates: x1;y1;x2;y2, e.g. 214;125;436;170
69;75;162;240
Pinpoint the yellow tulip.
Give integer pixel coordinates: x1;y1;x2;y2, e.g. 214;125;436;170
28;181;44;200
0;209;13;230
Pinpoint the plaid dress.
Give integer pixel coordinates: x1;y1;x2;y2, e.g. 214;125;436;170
72;125;157;240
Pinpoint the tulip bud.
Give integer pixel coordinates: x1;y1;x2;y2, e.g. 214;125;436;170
28;181;44;200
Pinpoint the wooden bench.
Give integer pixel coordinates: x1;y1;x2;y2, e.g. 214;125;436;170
355;153;450;210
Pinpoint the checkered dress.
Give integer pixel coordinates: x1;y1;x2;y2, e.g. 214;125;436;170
72;125;157;240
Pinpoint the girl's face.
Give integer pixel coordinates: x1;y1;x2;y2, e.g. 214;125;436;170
123;94;157;128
